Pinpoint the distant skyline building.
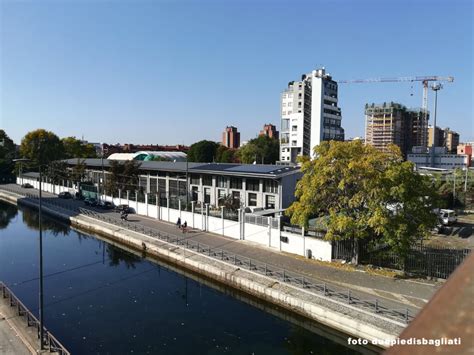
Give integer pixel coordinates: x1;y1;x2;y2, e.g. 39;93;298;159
280;67;344;163
365;102;428;156
222;126;240;149
259;124;279;140
428;126;460;153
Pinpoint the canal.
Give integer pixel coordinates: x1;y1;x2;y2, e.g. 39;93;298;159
0;201;373;354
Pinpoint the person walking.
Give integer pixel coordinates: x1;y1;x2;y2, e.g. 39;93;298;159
182;221;187;233
176;217;182;229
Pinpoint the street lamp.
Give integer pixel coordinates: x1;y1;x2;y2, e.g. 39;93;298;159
13;155;46;350
431;83;443;167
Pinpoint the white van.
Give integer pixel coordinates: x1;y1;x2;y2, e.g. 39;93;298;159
438;209;457;226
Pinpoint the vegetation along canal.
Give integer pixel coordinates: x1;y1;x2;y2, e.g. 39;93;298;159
0;201;378;354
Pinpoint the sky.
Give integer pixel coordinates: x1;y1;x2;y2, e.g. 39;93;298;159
1;0;473;145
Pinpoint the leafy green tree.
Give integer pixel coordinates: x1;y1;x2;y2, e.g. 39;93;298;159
45;161;69;194
20;129;64;165
215;145;239;163
286;140;438;264
0;130;16;180
70;159;87;186
187;140;219;162
238;136;279;164
105;160;141;195
62;136;97;158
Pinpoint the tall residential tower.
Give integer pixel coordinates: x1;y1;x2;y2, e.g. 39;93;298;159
280;68;344;163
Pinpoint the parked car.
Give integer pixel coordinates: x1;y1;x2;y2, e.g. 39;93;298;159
98;201;114;210
84;198;98;206
21;183;33;188
58;191;72;199
438;209;457;226
115;204;132;214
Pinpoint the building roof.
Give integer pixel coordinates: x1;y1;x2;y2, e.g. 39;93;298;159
63;159;301;178
108;151;187;162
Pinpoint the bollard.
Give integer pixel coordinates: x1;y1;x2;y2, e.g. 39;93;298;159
405;308;409;323
375;299;379;313
348;290;352;304
283;270;286;282
301;276;305;288
323;283;327;296
265;264;267;275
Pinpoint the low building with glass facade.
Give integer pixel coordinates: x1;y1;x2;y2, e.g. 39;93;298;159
63;159;302;212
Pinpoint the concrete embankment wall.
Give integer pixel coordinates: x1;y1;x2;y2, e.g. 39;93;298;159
0;191;402;348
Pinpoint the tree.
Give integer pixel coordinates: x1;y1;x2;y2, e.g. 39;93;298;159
105;160;141;195
238;136;279;164
286;140;438;265
0;130;16;180
215;145;239;163
45;161;69;194
20;129;64;165
187;140;219;162
70;159;87;186
62;136;97;158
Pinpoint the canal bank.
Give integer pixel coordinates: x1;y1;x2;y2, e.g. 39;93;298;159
0;189;405;348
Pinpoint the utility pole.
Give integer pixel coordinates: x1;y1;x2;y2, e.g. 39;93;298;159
431;83;443;167
38;143;45;351
453;170;456;207
186;156;189;208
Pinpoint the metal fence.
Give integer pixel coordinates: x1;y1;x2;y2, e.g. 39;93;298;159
0;281;70;355
360;244;471;279
0;185;414;323
332;238;472;279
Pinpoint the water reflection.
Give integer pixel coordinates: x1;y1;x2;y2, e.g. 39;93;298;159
107;244;140;269
20;205;70;236
0;201;17;229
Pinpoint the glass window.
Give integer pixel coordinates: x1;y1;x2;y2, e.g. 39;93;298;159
190;174;200;185
217;176;227;188
263;180;278;193
202;175;213;186
204;188;211;204
246;179;259;191
248;193;257;207
265;195;275;209
230;178;242;189
149;178;157;193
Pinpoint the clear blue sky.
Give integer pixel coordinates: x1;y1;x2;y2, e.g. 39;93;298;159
1;0;473;145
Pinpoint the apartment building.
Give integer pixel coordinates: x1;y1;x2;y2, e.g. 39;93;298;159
280;68;344;163
222;126;240;149
259;124;279;140
365;103;428;156
428;126;460;153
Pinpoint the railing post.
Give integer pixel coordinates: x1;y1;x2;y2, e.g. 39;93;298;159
405;308;409;323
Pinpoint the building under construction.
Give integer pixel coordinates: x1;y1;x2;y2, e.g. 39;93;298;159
365;102;428;156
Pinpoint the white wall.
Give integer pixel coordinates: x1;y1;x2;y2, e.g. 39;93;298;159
15;178;332;261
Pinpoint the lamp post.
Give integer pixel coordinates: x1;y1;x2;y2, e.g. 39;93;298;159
13;155;45;350
431;83;443;167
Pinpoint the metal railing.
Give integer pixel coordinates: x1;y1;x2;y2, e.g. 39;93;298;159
0;185;414;324
0;281;70;355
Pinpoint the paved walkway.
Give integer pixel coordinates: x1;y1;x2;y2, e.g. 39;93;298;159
0;310;34;355
2;184;442;312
